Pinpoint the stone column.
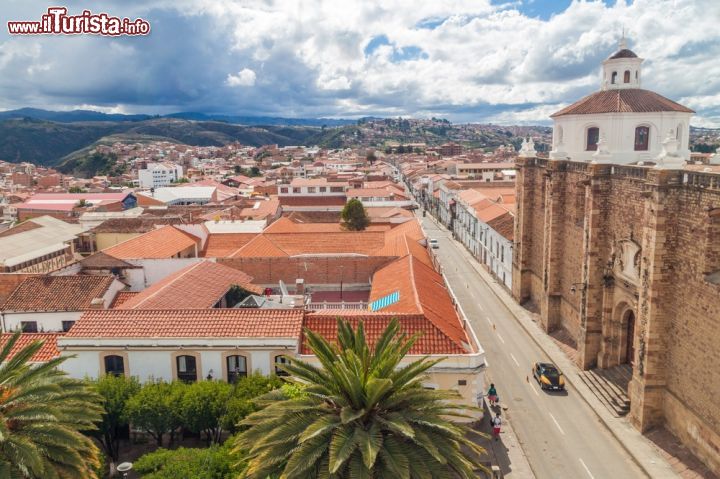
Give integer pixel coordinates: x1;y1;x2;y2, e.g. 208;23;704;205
628;169;675;431
512;156;533;303
577;163;610;369
539;160;566;332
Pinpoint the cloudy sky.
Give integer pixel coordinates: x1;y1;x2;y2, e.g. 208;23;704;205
2;0;719;125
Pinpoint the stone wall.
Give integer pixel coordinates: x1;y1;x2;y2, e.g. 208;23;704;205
513;157;720;474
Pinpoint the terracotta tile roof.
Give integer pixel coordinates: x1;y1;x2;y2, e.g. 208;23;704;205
268;232;386;256
0;333;63;362
302;313;465;355
239;198;280;221
118;261;261;310
66;309;304;338
551;89;694;117
110;291;138;309
231;234;289;257
90;217;181;234
264;217;388;234
202;233;258;257
368;255;469;352
486;211;515;241
103;225;199;259
2;275;116;312
80;252;139;270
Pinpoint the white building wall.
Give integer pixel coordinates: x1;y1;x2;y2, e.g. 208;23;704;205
554;111;692;164
3;311;82;333
125;258;205;290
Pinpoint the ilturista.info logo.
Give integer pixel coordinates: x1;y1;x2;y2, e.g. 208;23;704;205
7;7;151;36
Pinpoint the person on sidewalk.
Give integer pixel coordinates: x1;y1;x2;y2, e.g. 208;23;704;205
487;383;498;406
492;412;502;441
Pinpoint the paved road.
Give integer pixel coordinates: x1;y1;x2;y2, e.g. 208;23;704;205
421;217;645;479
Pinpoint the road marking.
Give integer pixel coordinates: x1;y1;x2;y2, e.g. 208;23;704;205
509;353;520;367
478;303;485;312
496;333;505;344
578;458;595;479
549;413;565;435
530;383;540;396
485;316;493;327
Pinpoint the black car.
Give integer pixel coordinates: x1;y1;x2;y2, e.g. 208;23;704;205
533;362;566;390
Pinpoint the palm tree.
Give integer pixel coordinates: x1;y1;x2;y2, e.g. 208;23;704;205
235;318;487;478
0;332;103;478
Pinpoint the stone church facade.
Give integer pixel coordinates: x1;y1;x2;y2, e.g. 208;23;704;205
513;40;720;474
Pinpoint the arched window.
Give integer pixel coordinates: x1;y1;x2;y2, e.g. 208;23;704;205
226;355;247;383
104;355;125;376
176;355;198;382
634;126;650;151
586;127;600;151
624;70;630;83
611;71;617;84
274;355;290;377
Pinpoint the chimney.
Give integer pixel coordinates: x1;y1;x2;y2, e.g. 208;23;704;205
89;298;105;310
295;278;305;296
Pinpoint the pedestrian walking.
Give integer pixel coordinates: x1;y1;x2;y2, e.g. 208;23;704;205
492;412;502;441
487;383;498;406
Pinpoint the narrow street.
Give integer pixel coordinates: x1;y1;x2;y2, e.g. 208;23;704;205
421;216;646;479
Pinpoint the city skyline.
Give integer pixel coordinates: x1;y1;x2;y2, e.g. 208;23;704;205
2;0;720;126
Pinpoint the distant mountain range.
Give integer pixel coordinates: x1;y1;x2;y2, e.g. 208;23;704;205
0;108;357;127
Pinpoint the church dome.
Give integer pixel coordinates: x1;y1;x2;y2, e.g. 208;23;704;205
608;48;638;60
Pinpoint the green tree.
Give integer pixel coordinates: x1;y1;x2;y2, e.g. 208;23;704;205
134;442;243;479
341;199;370;231
366;151;377;165
234;319;487;479
92;374;140;461
126;381;185;446
68;186;86;193
221;374;284;434
180;381;232;444
0;332;104;478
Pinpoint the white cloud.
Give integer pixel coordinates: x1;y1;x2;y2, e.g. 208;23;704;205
225;68;256;87
0;0;719;125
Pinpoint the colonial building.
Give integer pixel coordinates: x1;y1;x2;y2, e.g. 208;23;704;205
513;40;720;474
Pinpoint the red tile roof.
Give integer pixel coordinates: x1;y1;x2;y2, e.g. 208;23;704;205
118;261;262;310
486;211;515;241
264;217;389;234
202;233;258;257
368;255;469;352
110;291;138;309
302;313;465;355
0;333;63;362
551;89;694;117
2;275;116;312
103;225;199;259
66;309;304;338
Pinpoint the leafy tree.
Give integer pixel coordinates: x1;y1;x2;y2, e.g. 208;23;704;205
134;442;243;479
92;374;140;461
366;151;377;165
221;374;284;434
341;199;370;231
0;332;104;478
234;319;487;479
225;285;253;307
173;177;190;183
68;186;86;193
180;381;232;444
126;381;185;446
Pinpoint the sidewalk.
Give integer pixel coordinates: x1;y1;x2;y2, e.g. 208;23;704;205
437;216;680;479
474;398;536;479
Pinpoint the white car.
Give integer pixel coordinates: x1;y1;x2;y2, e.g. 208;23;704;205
429;239;439;249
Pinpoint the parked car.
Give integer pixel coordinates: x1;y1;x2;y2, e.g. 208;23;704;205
429;239;439;249
532;362;565;390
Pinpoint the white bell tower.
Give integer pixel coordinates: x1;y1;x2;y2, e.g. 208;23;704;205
601;35;643;91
